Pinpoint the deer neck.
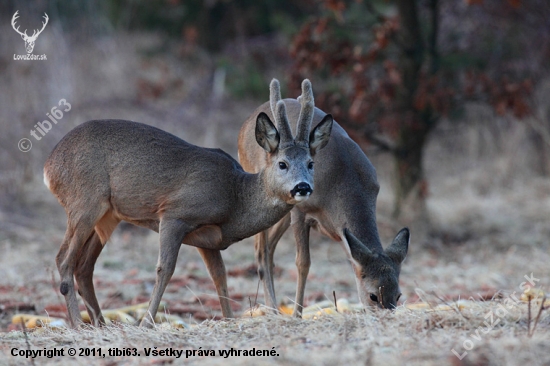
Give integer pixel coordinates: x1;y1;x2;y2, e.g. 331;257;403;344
346;216;384;253
235;170;293;234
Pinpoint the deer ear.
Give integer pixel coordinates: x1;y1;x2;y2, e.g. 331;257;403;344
385;227;409;264
309;114;333;155
255;112;280;153
344;228;376;265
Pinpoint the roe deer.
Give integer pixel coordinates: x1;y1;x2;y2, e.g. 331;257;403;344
44;78;333;327
238;96;409;315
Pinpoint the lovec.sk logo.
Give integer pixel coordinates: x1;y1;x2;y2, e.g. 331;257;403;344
11;11;48;60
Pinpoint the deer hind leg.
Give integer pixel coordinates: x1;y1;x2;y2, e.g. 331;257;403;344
255;213;291;312
197;247;233;318
56;204;109;328
74;212;119;326
74;231;105;326
291;210;311;318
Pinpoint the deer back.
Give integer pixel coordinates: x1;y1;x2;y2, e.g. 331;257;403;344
45;120;241;227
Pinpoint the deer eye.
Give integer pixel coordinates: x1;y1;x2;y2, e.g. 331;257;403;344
307;162;314;170
369;294;378;302
278;162;288;170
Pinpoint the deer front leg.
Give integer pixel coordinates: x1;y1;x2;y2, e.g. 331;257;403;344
255;214;291;312
140;219;190;327
255;230;277;310
197;248;233;318
291;210;311;318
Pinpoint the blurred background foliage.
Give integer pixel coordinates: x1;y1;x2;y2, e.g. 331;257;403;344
1;0;549;225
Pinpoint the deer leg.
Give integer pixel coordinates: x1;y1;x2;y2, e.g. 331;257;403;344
255;230;275;309
265;214;291;311
291;210;311;318
56;230;81;328
255;214;291;312
140;218;190;327
74;231;107;326
197;248;233;318
56;208;107;328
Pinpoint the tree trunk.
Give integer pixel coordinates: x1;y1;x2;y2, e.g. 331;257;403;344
392;116;431;218
390;0;439;220
391;0;425;218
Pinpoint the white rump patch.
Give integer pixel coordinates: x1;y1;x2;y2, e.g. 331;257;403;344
43;170;50;190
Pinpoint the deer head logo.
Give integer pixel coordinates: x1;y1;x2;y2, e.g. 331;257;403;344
11;11;49;54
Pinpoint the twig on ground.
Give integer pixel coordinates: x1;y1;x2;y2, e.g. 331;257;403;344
20;318;36;366
527;296;532;336
529;295;547;337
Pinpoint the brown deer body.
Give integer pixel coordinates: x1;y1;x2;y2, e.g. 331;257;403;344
44;79;333;327
238;99;409;315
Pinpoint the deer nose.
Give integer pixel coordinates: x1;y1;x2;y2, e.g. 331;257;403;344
291;182;312;197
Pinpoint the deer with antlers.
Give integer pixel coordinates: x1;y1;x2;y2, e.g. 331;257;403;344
11;11;49;54
238;83;410;315
44;79;332;327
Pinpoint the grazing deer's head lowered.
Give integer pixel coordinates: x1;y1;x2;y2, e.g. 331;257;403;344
11;11;49;54
344;228;409;309
44;78;332;328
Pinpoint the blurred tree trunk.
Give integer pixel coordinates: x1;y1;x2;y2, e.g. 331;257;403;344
392;117;433;218
391;0;437;218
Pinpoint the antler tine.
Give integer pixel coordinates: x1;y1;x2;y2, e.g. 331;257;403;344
41;13;49;29
11;11;28;37
295;79;315;146
269;78;281;118
33;13;49;38
275;100;293;145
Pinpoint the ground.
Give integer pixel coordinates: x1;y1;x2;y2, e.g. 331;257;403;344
1;148;549;365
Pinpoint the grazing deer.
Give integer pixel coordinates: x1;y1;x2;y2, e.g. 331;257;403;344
238;94;409;315
11;11;48;54
44;79;333;327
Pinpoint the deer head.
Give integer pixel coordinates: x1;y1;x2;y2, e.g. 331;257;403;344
255;79;333;205
11;11;49;54
344;228;409;309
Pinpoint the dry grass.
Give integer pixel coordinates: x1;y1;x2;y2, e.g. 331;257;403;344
1;301;549;365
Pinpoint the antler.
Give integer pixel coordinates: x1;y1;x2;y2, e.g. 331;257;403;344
295;79;315;147
269;79;293;145
11;11;28;38
29;13;49;40
269;78;282;117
